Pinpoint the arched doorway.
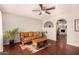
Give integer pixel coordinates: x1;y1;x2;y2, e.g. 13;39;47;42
43;21;54;39
56;19;67;54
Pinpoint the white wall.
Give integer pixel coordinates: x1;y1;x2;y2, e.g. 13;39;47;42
2;13;43;44
42;4;79;47
0;11;3;52
2;4;79;47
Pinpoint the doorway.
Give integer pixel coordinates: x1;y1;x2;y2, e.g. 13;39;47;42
56;19;67;54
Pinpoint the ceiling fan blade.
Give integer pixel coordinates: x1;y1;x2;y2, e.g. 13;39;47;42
45;11;51;14
39;12;42;15
32;10;41;11
46;6;55;10
39;4;43;10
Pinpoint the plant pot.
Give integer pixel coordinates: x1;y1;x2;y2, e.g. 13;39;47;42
9;40;14;45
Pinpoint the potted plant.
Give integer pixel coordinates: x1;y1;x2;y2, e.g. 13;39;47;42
3;28;18;45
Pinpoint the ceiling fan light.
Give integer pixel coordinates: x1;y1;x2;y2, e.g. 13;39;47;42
42;11;45;14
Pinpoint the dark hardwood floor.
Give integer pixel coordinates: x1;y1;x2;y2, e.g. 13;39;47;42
3;40;79;55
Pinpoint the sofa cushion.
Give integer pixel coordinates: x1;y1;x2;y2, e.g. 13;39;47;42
33;32;42;39
24;32;29;37
29;32;33;37
34;32;40;36
20;32;29;37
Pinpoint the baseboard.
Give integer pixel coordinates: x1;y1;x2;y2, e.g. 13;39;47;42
67;43;79;47
3;42;9;45
3;41;20;45
0;49;3;52
49;39;56;41
49;39;79;48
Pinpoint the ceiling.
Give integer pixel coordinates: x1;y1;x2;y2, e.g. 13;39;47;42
1;4;79;20
0;4;55;20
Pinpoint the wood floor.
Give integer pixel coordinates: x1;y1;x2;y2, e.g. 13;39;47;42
3;40;79;55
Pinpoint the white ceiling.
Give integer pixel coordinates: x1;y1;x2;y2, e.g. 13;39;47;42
1;4;79;20
0;4;55;20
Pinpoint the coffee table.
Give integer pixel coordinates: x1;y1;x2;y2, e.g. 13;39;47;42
32;38;48;49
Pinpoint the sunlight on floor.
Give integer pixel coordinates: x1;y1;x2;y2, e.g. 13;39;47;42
19;44;27;50
19;44;32;52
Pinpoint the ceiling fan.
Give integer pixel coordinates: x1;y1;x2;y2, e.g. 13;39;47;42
32;4;55;15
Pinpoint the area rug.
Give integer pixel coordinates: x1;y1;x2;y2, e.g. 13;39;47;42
25;44;51;53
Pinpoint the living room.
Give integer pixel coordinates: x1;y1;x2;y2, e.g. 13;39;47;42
0;4;79;55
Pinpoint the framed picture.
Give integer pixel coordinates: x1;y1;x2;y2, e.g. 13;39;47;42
75;19;79;32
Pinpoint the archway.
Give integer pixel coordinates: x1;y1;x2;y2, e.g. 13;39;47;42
56;19;67;54
43;21;54;39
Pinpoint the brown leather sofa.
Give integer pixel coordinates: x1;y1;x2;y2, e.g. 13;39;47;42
20;32;43;45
